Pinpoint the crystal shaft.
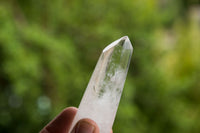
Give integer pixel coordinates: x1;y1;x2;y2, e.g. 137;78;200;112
69;36;133;133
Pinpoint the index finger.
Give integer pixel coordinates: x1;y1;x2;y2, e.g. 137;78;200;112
40;107;77;133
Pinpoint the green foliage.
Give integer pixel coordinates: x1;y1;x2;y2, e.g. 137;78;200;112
0;0;200;132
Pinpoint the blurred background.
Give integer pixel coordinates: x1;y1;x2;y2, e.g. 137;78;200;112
0;0;200;132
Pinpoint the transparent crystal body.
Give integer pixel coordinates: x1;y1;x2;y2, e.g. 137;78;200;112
69;36;133;133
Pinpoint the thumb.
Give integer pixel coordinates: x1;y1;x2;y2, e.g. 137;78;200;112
71;118;99;133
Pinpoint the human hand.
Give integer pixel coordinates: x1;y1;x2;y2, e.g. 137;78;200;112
40;107;112;133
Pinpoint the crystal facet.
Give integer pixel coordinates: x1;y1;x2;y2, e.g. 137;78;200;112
70;36;133;133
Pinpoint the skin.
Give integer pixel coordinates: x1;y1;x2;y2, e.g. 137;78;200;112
40;107;113;133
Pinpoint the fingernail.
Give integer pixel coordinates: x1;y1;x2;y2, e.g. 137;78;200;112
72;120;95;133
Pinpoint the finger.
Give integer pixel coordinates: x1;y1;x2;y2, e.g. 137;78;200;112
71;118;100;133
40;107;77;133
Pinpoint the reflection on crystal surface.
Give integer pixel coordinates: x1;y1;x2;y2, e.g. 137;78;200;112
70;36;133;133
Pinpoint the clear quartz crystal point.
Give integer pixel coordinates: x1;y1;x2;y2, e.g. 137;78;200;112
69;36;133;133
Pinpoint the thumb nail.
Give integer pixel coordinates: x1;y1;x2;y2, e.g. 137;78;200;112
71;119;96;133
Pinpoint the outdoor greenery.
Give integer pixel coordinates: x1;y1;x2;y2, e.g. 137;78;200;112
0;0;200;133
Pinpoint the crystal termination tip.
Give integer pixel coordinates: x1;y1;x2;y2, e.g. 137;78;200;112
103;36;132;53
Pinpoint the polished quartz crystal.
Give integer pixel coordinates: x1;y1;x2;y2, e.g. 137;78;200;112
69;36;133;133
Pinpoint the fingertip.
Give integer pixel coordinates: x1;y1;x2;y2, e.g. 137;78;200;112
62;107;78;116
71;118;100;133
40;107;78;133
